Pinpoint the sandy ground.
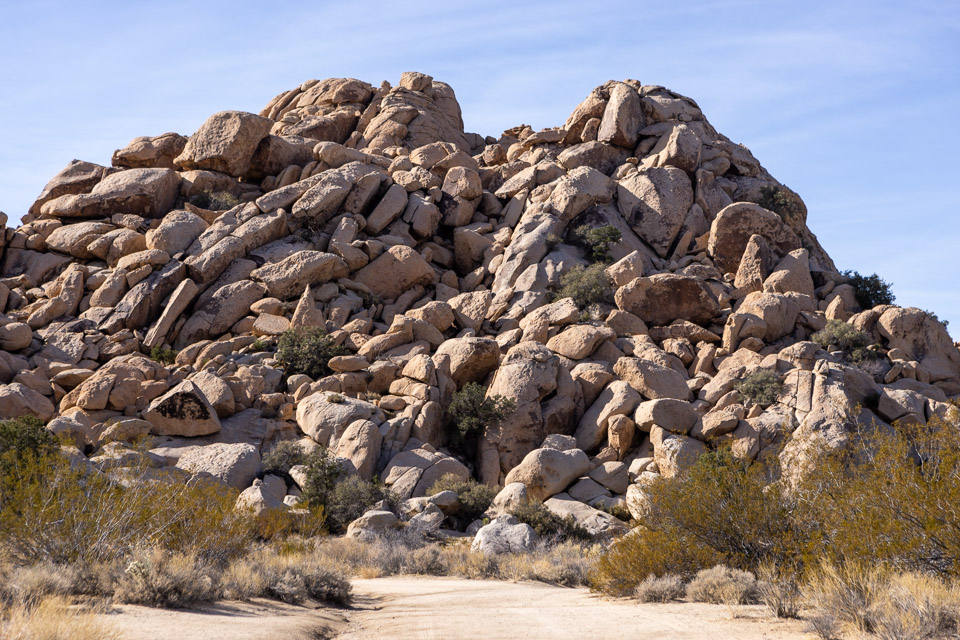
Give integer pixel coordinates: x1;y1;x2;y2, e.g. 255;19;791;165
336;576;813;640
97;577;814;640
97;598;346;640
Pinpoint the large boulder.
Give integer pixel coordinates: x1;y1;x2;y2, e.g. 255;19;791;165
250;251;348;300
296;391;380;447
41;168;180;219
471;515;537;555
335;419;383;481
617;167;694;257
29;159;112;216
598;82;644;148
146;210;208;255
345;510;400;541
544;493;629;539
877;307;960;383
353;246;435;300
143;380;221;437
174;110;273;177
707;202;802;273
615;273;719;326
503;447;591;501
433;337;501;387
113;133;188;170
174;442;260;489
614;356;692;401
0;383;55;421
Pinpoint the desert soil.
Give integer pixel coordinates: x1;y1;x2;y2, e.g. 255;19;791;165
98;576;813;639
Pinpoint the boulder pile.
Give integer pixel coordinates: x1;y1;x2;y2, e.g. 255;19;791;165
1;72;958;543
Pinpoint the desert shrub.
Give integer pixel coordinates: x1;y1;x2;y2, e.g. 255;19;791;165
635;573;685;603
296;445;343;508
796;411;960;575
802;561;888;634
0;452;253;565
805;610;842;640
572;224;622;262
427;474;499;529
2;596;118;640
870;572;960;640
842;269;895;309
221;549;352;606
508;499;592;544
0;415;54;476
554;263;614;310
0;563;85;607
591;527;720;596
189;190;239;211
812;318;878;363
148;345;177;365
261;440;307;476
296;446;397;533
250;338;268;352
757;185;802;220
497;541;594;586
590;448;803;596
114;548;219;608
734;369;782;406
686;565;759;605
275;327;348;379
325;475;397;534
756;562;801;618
447;382;516;450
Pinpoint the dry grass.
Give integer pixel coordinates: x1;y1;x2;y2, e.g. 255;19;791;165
113;548;219;608
1;597;117;640
311;534;596;586
803;562;960;638
221;548;352;606
635;574;685;603
686;565;759;605
756;562;802;618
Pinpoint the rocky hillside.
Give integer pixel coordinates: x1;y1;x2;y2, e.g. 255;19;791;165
1;71;958;541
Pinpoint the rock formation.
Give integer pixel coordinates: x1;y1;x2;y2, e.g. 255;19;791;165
1;72;958;538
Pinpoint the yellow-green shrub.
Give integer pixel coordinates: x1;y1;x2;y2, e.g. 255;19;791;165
0;452;252;565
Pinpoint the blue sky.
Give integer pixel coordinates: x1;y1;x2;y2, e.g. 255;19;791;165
1;0;957;333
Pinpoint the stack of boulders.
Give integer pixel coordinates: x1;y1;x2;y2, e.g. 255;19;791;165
1;71;958;549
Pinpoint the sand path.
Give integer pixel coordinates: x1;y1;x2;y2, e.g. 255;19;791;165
98;576;814;640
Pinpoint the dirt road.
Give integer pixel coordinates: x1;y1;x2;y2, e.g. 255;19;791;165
98;576;813;640
335;576;812;640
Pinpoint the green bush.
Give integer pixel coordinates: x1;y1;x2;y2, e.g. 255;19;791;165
735;369;783;406
572;224;622;262
554;263;614;310
276;327;348;379
149;345;177;365
427;474;499;529
297;446;397;534
842;270;895;309
590;448;801;595
812;319;878;363
758;186;802;220
261;440;307;476
325;475;398;534
0;415;54;466
508;499;592;543
448;382;516;449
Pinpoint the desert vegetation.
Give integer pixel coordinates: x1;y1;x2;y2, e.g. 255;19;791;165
590;407;960;637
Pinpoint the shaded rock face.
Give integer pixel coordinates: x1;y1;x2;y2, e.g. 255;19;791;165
2;71;957;546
